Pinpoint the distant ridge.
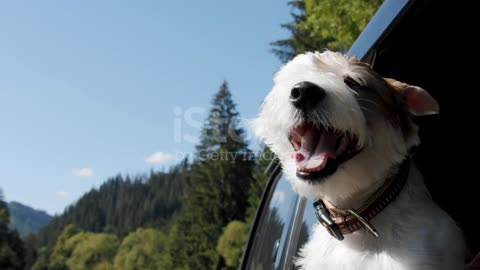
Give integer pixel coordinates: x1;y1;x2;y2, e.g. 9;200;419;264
8;201;52;238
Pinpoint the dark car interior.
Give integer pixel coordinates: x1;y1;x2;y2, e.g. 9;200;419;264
364;0;478;259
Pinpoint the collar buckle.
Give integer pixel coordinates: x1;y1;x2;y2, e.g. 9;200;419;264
346;209;379;238
314;200;344;241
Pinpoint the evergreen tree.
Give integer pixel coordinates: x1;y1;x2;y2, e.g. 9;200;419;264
0;190;25;270
170;81;254;269
271;0;382;62
271;0;311;62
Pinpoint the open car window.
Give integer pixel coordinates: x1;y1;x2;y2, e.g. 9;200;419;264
245;175;300;270
290;198;317;269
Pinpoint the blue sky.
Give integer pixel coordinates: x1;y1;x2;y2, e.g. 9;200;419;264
0;1;291;215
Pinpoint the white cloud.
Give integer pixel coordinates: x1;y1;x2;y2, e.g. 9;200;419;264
145;152;176;164
55;191;70;198
72;168;95;177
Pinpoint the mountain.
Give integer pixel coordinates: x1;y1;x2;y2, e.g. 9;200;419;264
7;201;52;238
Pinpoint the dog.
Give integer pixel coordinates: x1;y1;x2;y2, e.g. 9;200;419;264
251;51;465;270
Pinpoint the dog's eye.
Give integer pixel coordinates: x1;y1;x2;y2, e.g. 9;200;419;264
344;77;361;90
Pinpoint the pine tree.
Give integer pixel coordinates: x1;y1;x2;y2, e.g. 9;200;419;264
170;81;254;270
270;0;312;62
0;190;26;270
271;0;382;62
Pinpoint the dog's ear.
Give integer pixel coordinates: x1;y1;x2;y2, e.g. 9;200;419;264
385;78;439;116
350;55;359;62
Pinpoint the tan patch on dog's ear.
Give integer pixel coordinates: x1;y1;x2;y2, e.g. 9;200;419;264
348;55;370;70
385;78;439;116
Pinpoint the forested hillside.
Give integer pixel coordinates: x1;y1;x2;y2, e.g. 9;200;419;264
8;202;52;238
24;160;188;268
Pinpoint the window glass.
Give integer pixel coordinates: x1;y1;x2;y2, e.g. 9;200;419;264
246;176;299;270
292;198;318;269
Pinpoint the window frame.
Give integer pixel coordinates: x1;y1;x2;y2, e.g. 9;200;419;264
241;158;302;269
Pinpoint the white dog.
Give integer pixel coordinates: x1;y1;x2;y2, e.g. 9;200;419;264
252;51;465;270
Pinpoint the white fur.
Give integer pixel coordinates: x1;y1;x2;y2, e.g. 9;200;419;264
252;51;465;269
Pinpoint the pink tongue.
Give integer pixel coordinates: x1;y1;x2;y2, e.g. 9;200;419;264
295;127;338;170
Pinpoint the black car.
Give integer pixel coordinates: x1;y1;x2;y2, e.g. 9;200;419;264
240;0;478;269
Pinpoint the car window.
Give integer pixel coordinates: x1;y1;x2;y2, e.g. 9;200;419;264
290;198;318;269
246;175;300;270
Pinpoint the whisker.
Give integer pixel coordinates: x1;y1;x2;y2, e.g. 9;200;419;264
350;89;360;96
357;99;379;106
359;106;374;113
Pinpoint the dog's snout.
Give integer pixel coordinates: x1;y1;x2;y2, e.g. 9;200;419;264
290;81;325;110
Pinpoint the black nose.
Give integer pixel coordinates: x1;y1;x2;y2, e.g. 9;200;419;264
290;81;326;110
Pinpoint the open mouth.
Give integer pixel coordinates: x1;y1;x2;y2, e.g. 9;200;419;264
289;122;362;182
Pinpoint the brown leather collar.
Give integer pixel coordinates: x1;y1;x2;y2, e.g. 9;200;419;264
313;159;410;240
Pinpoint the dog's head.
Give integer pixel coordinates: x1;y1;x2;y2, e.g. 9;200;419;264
252;51;438;202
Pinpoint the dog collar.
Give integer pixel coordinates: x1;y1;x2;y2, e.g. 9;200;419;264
313;159;410;240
